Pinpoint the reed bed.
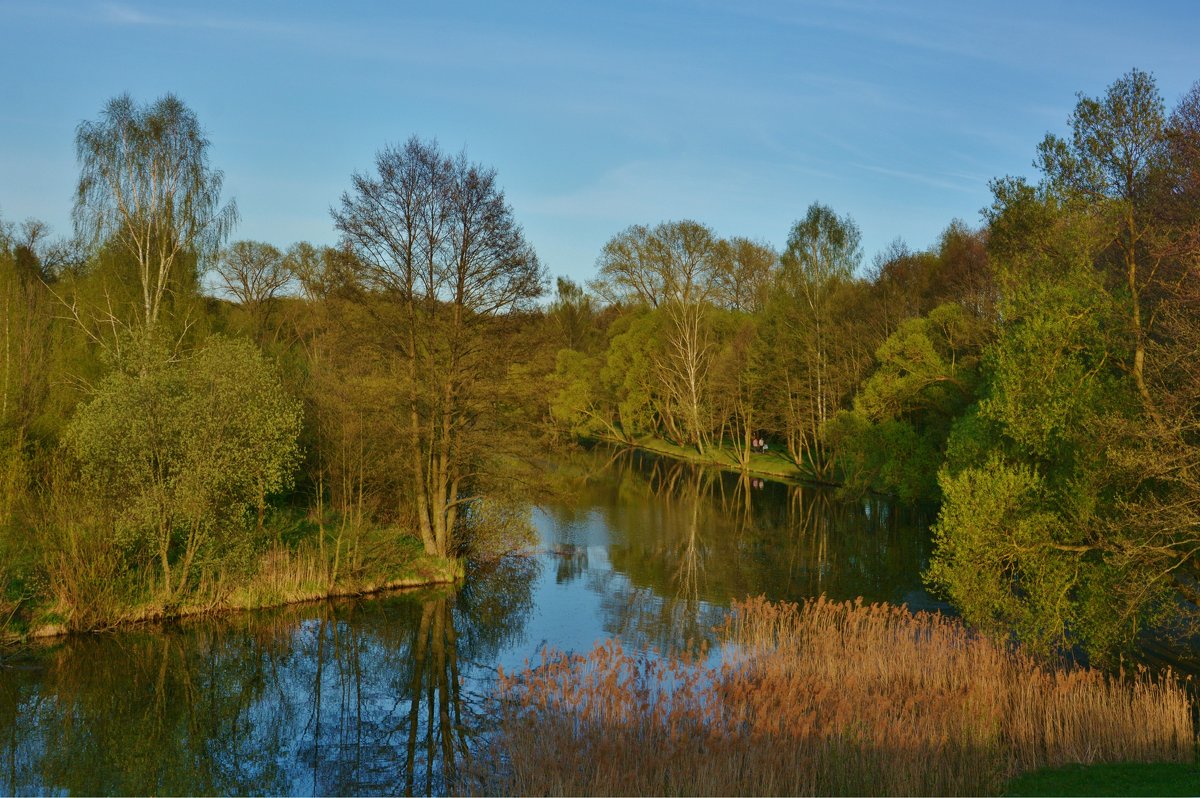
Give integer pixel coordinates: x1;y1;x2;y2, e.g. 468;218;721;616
470;596;1195;796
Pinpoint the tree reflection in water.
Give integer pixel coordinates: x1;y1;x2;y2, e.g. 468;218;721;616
0;445;938;796
0;555;538;796
544;446;938;654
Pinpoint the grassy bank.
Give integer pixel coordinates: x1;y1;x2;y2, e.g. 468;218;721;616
4;521;461;642
1004;762;1200;796
470;596;1196;796
595;434;811;482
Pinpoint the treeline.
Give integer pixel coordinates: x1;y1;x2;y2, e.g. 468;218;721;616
548;69;1200;662
549;211;989;490
0;98;554;632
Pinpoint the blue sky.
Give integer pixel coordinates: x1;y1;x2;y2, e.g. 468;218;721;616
1;1;1197;285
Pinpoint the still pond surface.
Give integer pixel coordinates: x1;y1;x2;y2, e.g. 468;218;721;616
0;446;939;795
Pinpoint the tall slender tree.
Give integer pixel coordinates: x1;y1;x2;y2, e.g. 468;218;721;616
73;93;237;332
763;203;863;475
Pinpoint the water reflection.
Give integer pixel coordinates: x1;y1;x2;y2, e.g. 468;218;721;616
538;447;939;653
0;445;938;795
0;557;538;796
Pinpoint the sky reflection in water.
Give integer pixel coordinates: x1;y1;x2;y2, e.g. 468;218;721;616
0;446;936;795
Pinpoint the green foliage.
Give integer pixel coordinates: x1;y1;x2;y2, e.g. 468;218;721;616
831;303;987;501
600;310;663;439
923;70;1200;664
66;335;301;598
928;254;1172;662
828;414;943;502
926;276;1113;656
979;263;1126;463
550;349;613;439
856;303;983;421
927;456;1078;653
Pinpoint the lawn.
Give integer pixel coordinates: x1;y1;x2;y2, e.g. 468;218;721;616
1004;762;1200;796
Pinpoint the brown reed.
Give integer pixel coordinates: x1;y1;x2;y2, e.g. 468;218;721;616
469;596;1196;796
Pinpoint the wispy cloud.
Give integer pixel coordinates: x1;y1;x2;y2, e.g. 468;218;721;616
851;162;978;194
96;1;310;38
99;2;158;25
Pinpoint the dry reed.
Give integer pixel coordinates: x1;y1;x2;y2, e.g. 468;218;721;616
470;596;1195;796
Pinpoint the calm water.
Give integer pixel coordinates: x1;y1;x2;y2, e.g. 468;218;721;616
0;446;938;795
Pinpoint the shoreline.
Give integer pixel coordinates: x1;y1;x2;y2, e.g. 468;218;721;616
588;433;835;485
7;553;464;645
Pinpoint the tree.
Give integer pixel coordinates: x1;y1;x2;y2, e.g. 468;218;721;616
67;336;302;601
0;216;56;438
591;221;724;452
591;220;720;308
713;237;777;313
925;259;1144;658
829;303;988;501
1036;69;1167;409
708;313;763;467
760;203;864;476
937;72;1200;661
0;218;58;528
332;136;545;559
214;240;291;341
547;277;598;352
73;93;237;331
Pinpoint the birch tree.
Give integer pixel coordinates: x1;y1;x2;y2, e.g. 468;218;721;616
74;93;237;332
593;220;722;452
765;203;862;475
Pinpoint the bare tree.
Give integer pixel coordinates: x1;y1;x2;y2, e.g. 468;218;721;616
591;220;721;308
73;93;237;331
214;240;291;340
333;137;544;558
713;236;777;313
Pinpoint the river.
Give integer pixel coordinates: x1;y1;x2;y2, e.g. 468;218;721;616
0;445;939;795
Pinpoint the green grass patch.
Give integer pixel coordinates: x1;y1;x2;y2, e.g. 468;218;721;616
1003;762;1200;796
626;435;809;481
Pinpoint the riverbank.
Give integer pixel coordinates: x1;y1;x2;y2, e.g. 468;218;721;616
589;433;816;483
4;528;462;644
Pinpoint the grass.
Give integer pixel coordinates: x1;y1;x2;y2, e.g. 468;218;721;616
469;596;1196;796
219;529;459;611
616;434;810;481
13;519;460;639
1003;762;1200;796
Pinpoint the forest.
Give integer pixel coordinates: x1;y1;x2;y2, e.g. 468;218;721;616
0;68;1198;668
